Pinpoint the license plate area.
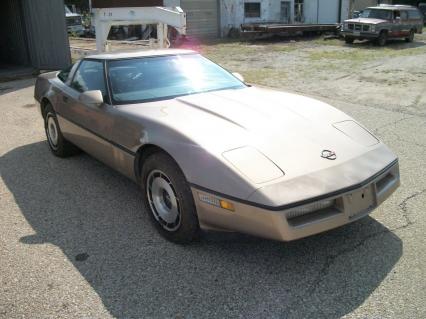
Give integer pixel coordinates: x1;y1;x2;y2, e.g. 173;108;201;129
345;185;376;220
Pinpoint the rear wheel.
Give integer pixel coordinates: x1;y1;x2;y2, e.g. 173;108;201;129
405;29;414;43
44;104;80;157
345;37;354;44
376;31;387;46
141;152;199;244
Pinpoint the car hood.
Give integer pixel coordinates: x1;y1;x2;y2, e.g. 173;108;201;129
344;18;388;24
122;87;388;184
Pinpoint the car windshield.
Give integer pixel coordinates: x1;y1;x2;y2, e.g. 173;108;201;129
107;54;246;104
360;9;393;20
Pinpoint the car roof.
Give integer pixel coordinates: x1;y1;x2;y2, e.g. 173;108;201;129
86;49;197;60
368;5;417;11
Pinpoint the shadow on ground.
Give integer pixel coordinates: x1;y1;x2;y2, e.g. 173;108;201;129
0;77;35;96
1;141;402;318
346;38;426;49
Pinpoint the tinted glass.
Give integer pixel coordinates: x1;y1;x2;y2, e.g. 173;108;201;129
71;60;107;99
400;11;408;20
58;64;73;82
408;10;421;19
107;54;246;104
360;9;392;20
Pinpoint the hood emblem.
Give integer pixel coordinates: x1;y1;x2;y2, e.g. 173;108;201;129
321;150;337;160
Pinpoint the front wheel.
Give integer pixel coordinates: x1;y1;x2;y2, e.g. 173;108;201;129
405;29;414;43
141;152;199;244
376;31;387;46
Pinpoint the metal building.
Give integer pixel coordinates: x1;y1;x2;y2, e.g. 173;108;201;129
180;0;220;38
92;0;220;38
0;0;71;73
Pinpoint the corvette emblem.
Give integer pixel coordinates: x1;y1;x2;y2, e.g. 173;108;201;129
321;150;337;160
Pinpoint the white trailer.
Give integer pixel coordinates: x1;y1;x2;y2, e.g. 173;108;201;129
93;6;187;52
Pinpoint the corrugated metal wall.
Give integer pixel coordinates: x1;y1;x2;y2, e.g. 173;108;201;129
180;0;219;38
21;0;71;69
0;0;30;66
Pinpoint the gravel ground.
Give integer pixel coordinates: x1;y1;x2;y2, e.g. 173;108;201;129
1;34;426;318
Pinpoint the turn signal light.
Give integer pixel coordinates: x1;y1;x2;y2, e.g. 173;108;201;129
220;200;235;212
198;193;235;212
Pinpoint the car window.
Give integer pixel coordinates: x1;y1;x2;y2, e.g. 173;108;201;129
107;54;246;104
71;60;107;100
58;64;73;83
400;11;408;20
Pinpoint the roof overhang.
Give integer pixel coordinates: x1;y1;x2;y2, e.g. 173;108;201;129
92;0;163;8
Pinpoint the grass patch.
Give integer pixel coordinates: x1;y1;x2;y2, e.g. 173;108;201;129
311;37;343;47
241;68;286;84
308;44;425;62
270;44;298;53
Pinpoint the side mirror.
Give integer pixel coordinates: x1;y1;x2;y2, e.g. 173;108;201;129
232;72;245;82
79;90;104;106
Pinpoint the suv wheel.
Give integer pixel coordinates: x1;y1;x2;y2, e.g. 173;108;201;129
405;29;414;43
345;37;354;44
376;31;387;46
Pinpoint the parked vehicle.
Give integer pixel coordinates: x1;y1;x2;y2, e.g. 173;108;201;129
65;5;85;36
342;5;424;46
34;49;400;243
419;3;426;23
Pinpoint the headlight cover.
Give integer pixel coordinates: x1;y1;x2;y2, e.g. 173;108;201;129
333;120;379;147
223;146;284;184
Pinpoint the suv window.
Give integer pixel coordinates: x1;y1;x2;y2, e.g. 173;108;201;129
400;11;408;20
408;10;421;19
71;60;107;99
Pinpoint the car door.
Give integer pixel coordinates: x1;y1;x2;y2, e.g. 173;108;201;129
55;59;117;169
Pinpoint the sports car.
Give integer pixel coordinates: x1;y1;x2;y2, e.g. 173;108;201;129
34;49;400;243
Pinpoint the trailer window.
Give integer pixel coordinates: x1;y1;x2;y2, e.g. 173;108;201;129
245;3;261;18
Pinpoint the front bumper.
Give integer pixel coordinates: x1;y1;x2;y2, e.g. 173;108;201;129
341;30;379;39
192;161;399;241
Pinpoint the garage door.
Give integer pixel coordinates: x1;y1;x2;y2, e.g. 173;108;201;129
180;0;218;38
318;0;339;24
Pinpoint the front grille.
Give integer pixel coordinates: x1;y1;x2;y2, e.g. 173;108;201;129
376;172;396;194
286;199;342;227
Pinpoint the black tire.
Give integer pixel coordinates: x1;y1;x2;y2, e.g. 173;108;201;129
376;31;387;46
44;104;80;157
345;37;354;44
405;29;414;43
141;152;199;244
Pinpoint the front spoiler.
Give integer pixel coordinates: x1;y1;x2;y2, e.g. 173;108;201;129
192;161;400;241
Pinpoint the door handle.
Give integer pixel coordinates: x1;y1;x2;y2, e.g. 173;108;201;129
62;95;69;103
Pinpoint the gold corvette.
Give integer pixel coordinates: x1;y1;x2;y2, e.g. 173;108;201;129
34;49;400;243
